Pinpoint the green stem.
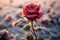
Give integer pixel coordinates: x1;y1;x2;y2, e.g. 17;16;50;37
31;21;37;40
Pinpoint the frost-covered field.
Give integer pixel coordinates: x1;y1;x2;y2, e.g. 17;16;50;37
0;0;60;40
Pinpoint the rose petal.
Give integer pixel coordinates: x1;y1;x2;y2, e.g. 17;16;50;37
38;12;44;19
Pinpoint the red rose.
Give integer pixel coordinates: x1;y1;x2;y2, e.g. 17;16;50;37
22;3;44;21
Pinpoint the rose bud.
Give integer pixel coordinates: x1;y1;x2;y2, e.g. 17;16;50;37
50;1;56;8
3;31;8;37
41;20;48;25
6;16;12;22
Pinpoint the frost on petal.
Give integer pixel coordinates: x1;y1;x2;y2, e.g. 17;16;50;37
22;3;41;21
34;4;41;12
37;12;44;19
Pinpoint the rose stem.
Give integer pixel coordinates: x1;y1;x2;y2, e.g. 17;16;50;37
31;21;37;40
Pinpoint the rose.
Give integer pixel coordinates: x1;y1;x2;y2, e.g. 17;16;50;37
6;16;12;22
41;20;48;25
3;32;8;37
22;3;44;21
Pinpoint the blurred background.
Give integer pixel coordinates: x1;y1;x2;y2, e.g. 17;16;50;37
0;0;60;40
